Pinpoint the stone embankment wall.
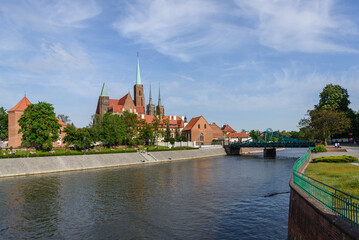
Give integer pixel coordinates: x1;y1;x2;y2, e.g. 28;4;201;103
288;153;359;239
0;148;226;178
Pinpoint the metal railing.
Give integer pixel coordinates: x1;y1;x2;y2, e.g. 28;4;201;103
293;148;359;228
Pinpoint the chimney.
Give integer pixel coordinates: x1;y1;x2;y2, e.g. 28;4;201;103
141;114;144;119
174;116;177;120
181;116;184;121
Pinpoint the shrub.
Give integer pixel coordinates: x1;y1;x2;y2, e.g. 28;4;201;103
312;144;327;153
312;155;358;163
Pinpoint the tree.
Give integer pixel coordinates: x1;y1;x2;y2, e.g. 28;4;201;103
18;102;61;151
57;114;71;124
0;107;8;140
101;113;126;147
63;125;93;150
249;130;260;141
139;123;154;145
121;111;139;145
299;109;351;145
315;84;350;112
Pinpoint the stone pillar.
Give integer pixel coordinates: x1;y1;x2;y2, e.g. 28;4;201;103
264;148;276;158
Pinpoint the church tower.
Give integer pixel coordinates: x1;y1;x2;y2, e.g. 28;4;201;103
133;53;145;107
146;83;155;115
96;83;109;116
156;83;164;116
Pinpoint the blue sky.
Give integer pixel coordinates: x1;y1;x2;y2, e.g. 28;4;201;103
0;0;358;131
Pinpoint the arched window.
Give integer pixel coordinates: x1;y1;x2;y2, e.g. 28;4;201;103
200;133;204;142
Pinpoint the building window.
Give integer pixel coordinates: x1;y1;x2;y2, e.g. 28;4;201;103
200;133;204;142
198;124;200;129
204;124;206;129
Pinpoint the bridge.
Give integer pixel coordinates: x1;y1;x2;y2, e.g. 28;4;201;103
228;128;316;157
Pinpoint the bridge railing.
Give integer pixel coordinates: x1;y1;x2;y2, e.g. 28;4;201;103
293;148;359;229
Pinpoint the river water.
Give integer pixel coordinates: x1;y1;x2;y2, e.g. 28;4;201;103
0;148;307;239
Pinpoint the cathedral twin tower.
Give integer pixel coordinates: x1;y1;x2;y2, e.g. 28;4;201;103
96;54;165;117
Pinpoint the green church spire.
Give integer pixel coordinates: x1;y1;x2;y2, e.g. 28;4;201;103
158;83;162;106
100;83;109;97
136;52;141;85
149;83;152;104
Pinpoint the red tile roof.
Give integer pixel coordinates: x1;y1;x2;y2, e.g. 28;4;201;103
226;132;250;138
183;116;201;131
8;97;32;112
136;106;145;114
57;118;68;126
221;124;236;133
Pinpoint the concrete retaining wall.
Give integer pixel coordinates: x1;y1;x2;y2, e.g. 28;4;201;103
0;148;226;178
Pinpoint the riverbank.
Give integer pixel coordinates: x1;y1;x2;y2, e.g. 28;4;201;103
0;147;226;178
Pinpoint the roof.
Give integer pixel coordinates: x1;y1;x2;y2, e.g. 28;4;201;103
57;118;68;126
8;97;32;112
109;93;131;113
139;115;184;128
136;54;141;85
221;124;236;133
183;116;201;131
226;132;250;138
136;106;145;114
100;83;109;97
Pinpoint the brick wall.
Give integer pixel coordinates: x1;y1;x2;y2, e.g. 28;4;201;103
8;111;23;147
288;179;359;240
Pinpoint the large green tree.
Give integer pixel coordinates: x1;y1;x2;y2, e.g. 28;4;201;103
299;109;351;145
101;113;126;147
0;107;8;140
18;102;61;150
121;111;139;145
315;84;350;112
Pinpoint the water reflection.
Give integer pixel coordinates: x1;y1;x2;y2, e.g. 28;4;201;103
0;148;307;239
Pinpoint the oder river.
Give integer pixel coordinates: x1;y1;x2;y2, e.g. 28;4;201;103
0;148;307;239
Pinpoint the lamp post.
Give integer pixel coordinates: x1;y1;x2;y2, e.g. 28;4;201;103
26;137;29;158
83;136;86;154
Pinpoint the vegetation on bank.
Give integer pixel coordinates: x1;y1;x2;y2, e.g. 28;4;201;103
312;155;358;163
311;144;327;153
305;159;359;197
0;145;198;159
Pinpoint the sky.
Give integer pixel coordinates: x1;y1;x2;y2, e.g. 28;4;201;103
0;0;359;131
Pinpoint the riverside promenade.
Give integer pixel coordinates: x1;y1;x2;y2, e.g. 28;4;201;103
0;147;226;178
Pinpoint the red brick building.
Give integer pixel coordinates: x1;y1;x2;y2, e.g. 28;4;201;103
182;116;214;145
7;97;67;148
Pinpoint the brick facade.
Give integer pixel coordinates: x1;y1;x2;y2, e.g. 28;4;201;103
183;116;214;145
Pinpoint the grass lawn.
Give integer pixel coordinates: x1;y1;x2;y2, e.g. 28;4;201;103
305;162;359;197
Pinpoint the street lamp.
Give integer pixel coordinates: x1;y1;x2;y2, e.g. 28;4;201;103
83;136;86;154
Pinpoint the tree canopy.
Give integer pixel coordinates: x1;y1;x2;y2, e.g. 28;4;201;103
0;107;8;140
299;109;351;145
18;102;61;150
315;84;350;112
101;113;126;147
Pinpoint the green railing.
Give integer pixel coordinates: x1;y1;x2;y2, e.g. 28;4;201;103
293;148;359;228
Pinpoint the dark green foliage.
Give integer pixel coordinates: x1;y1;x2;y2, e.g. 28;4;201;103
121;111;140;144
313;144;327;152
101;113;126;147
139;124;154;145
299;109;351;144
18;102;61;151
316;84;350;112
249;130;260;141
63;125;94;150
0;107;8;140
312;155;358;163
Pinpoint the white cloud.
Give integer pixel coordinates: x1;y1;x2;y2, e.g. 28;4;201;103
113;0;248;61
234;0;358;53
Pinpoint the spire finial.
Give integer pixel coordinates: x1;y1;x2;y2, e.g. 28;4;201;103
158;82;162;106
136;53;141;85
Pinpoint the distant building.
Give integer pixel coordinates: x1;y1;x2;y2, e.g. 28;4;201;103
210;122;224;139
221;124;236;133
96;55;165;117
95;54;186;141
225;132;251;143
182;116;214;145
7;97;67;148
